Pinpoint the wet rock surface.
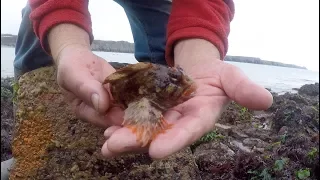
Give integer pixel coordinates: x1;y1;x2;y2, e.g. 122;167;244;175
1;63;319;179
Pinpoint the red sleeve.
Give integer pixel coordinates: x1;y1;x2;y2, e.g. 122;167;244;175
165;0;235;66
28;0;94;53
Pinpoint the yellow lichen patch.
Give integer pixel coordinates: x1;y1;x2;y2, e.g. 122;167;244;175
9;112;54;179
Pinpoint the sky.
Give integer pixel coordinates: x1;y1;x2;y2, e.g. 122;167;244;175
1;0;319;71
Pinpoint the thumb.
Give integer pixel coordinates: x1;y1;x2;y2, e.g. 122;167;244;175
57;62;114;113
220;63;273;110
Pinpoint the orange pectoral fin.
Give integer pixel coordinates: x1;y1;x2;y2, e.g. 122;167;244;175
124;124;147;146
157;116;173;134
125;125;137;134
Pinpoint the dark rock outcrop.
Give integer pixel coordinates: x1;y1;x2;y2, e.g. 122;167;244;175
298;83;319;96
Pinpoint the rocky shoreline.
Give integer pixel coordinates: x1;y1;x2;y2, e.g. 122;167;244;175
1;71;319;179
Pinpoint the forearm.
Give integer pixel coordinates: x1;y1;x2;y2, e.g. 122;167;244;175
48;24;91;63
174;39;221;74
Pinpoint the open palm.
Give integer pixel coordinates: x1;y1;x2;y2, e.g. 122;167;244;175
101;59;273;159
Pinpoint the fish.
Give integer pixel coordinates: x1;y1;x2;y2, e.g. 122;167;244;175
103;62;196;147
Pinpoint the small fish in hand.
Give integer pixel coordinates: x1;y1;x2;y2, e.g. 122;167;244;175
103;62;196;147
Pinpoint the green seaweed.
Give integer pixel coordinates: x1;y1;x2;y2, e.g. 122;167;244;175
190;130;225;151
273;158;289;172
296;168;311;179
307;147;318;160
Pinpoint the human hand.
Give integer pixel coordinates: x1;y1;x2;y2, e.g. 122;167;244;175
101;39;273;159
47;24;124;128
55;45;124;127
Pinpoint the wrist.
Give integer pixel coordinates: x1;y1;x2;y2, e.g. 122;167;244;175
48;23;91;63
173;39;221;73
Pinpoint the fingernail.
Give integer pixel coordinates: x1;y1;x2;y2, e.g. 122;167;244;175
104;126;121;138
104;128;113;138
91;93;100;112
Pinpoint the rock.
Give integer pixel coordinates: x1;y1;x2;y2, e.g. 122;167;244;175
277;135;319;169
253;111;274;121
252;112;274;130
230;129;249;139
302;106;319;126
242;128;272;142
214;123;232;136
1;77;14;93
268;85;319;114
218;101;253;125
285;93;310;105
229;140;252;153
1;128;12;161
193;141;235;179
278;126;289;135
264;85;319;139
311;134;319;143
242;138;268;148
252;147;265;153
292;87;300;91
298;83;319;96
9;65;201;179
267;93;307;113
231;153;265;179
1;81;14;162
273;101;318;134
193;140;267;179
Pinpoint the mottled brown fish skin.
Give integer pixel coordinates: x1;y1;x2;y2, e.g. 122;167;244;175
104;62;196;112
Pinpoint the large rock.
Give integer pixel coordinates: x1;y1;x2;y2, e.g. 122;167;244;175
298;83;319;97
9;65;200;179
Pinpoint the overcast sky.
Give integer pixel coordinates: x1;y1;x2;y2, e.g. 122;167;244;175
1;0;319;71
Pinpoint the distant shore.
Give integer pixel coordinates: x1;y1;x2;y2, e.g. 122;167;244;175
1;34;307;70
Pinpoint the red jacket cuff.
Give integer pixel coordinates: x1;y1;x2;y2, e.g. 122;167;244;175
30;9;94;54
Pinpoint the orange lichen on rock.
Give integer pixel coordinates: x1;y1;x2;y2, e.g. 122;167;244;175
10;113;53;179
8;67;56;180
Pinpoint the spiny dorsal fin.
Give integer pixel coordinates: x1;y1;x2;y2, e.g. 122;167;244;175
103;62;153;84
